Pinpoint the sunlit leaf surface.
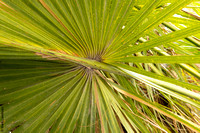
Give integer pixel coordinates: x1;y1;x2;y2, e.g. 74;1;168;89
0;0;200;132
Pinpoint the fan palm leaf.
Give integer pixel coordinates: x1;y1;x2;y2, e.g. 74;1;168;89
0;0;200;132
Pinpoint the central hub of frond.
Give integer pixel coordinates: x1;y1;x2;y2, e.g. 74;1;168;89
87;54;102;62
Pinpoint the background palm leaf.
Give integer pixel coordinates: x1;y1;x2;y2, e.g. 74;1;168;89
0;0;200;132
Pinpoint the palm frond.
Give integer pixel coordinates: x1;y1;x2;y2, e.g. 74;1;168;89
0;0;200;132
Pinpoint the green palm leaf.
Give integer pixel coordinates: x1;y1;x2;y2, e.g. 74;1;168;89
0;0;200;132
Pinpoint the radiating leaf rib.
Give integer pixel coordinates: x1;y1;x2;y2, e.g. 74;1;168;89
115;63;200;92
36;73;87;133
162;22;200;47
41;72;88;133
97;75;148;133
1;69;79;104
101;68;200;111
64;77;91;133
96;70;161;133
60;76;91;132
108;81;200;133
40;0;89;55
0;0;83;56
0;9;70;52
110;74;170;132
0;39;89;66
93;76;106;133
128;0;193;39
120;67;200;107
74;76;94;133
102;0;134;49
0;68;65;84
114;24;200;57
106;0;162;52
71;0;94;57
0;70;71;100
13;72;84;132
0;38;127;77
137;37;200;78
112;55;200;63
3;71;80;132
96;76;123;133
1;0;200;132
106;0;194;58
